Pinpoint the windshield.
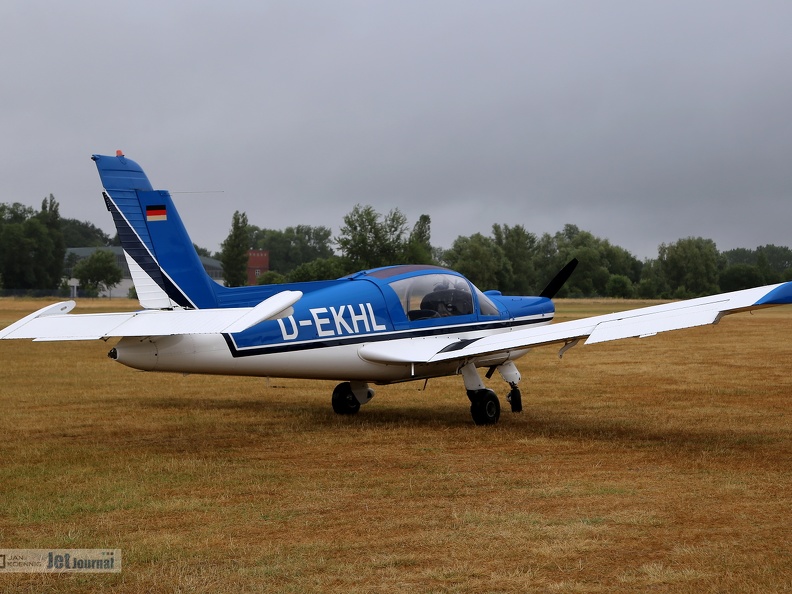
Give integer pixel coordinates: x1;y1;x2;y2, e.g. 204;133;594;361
475;288;500;316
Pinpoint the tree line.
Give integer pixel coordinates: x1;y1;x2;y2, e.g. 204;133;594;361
0;197;121;295
218;203;792;298
3;196;791;300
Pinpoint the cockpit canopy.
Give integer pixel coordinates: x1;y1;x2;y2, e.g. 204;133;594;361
387;272;500;321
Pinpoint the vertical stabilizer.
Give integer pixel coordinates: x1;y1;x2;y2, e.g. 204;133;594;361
92;153;220;309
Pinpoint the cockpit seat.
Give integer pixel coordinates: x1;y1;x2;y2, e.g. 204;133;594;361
420;289;474;317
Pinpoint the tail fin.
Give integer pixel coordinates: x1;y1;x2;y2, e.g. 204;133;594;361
92;153;220;309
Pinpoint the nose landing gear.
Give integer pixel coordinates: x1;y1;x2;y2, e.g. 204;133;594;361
506;386;523;413
461;361;524;424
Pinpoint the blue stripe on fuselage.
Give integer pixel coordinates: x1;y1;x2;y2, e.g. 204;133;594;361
222;315;550;358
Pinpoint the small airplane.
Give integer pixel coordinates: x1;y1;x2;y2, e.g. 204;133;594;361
3;152;792;424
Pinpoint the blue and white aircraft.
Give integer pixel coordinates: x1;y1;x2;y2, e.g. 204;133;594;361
3;152;792;424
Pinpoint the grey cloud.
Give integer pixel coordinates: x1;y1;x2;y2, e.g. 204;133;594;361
1;1;791;260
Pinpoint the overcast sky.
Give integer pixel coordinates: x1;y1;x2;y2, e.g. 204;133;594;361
1;1;791;260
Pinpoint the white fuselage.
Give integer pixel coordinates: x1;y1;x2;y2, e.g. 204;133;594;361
110;318;549;384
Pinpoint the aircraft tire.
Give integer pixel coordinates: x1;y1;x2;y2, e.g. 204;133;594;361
469;389;500;425
332;382;361;415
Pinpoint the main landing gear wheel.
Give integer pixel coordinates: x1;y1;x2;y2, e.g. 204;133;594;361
468;389;501;425
331;382;361;415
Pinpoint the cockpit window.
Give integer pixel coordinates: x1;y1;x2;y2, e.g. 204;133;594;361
389;274;475;321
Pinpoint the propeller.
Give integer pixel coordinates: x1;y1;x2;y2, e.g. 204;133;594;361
539;258;578;299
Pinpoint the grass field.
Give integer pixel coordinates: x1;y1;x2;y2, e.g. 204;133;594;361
1;297;791;593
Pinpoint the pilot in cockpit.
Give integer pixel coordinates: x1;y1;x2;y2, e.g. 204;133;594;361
420;280;473;317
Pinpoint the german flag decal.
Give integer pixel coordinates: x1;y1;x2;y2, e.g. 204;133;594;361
146;205;167;222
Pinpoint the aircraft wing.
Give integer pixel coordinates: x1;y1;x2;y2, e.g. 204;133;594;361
358;282;792;365
0;291;302;341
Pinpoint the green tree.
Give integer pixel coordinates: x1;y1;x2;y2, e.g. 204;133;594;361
719;264;766;292
336;205;409;270
492;223;538;294
565;245;609;297
722;245;792;276
758;245;792;275
533;224;641;297
658;237;720;298
0;199;67;290
220;210;250;287
193;244;212;258
38;194;66;288
755;251;778;284
250;225;334;274
256;271;287;285
0;218;55;289
0;222;36;288
404;215;434;265
637;259;670;298
72;250;123;296
602;242;643;283
606;274;635;298
61;217;112;247
442;233;510;290
531;232;565;295
721;247;754;268
444;222;642;297
287;257;349;282
0;202;36;224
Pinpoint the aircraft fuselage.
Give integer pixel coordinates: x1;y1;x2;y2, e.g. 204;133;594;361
110;267;554;383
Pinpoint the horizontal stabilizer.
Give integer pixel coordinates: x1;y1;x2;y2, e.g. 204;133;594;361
0;291;303;341
221;291;301;333
0;301;78;339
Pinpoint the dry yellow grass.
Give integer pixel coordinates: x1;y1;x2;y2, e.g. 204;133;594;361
1;297;791;593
